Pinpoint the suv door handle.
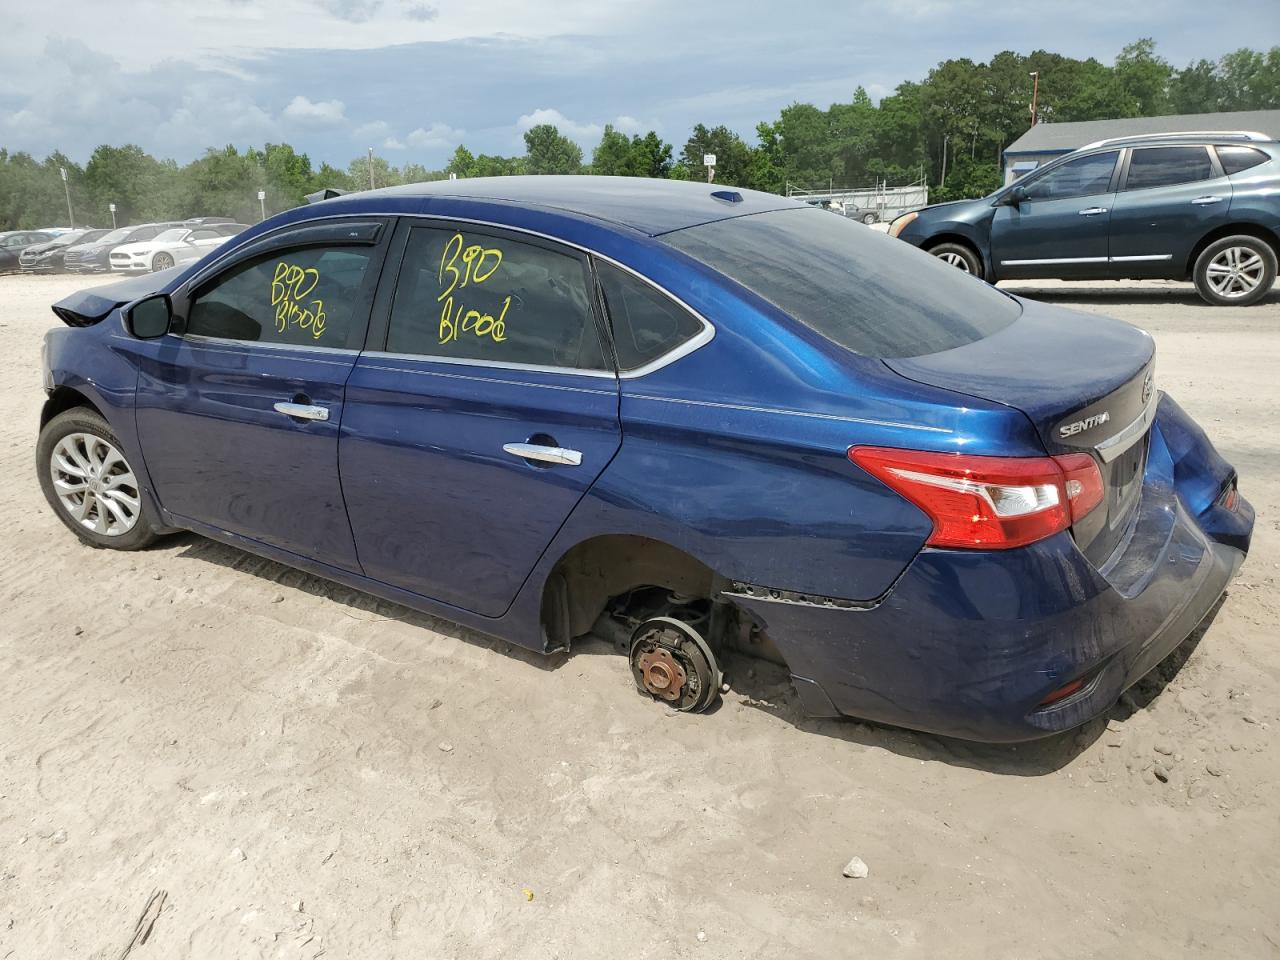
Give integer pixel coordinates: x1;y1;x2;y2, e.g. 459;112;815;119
503;442;582;466
1192;195;1224;205
273;401;329;421
1077;207;1108;216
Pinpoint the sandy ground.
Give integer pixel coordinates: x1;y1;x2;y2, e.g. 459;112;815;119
1;271;1278;959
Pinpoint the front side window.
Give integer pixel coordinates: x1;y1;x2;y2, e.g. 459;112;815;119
1125;146;1214;190
596;261;704;372
385;226;607;371
185;245;373;348
1216;145;1269;176
1024;151;1119;201
663;207;1021;359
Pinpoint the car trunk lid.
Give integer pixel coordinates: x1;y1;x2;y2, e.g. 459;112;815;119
884;297;1157;563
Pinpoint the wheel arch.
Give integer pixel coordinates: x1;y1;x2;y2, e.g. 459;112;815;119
41;385;105;428
1185;222;1280;280
540;534;725;649
922;232;987;278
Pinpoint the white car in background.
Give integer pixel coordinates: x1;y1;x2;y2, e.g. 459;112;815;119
109;223;248;273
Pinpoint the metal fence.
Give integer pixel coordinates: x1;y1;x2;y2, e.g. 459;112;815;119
785;178;929;223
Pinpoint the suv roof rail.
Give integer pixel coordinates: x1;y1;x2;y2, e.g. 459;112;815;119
1080;130;1272;150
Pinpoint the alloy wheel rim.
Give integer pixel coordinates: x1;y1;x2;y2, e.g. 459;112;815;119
1206;246;1265;299
155;253;173;270
50;433;141;536
937;251;971;273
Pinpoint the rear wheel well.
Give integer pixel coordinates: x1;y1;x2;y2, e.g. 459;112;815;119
923;234;985;276
542;535;719;647
1185;223;1280;279
41;386;102;428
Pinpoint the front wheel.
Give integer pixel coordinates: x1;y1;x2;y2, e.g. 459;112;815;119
860;212;877;225
928;242;981;276
152;251;175;272
1193;236;1276;306
37;408;161;550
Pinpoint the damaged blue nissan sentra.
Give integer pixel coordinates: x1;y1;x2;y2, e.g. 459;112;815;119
36;177;1253;741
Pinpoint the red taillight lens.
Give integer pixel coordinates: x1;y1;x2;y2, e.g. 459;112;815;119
1055;452;1105;523
848;447;1105;550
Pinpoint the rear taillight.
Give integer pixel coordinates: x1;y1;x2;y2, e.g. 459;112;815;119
849;447;1105;550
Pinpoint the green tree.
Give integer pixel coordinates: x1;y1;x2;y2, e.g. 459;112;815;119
1114;39;1173;115
680;124;753;186
590;124;633;175
523;124;583;175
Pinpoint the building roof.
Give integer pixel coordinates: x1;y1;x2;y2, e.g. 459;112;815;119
1005;109;1280;155
360;175;801;236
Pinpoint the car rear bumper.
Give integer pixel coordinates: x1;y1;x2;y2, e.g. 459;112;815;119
735;395;1253;742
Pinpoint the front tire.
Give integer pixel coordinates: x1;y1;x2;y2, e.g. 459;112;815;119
929;242;981;276
152;251;175;272
37;408;160;550
1193;236;1276;306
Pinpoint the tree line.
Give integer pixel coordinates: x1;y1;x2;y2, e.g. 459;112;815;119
2;39;1277;230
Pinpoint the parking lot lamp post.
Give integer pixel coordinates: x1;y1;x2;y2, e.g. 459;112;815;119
1029;71;1039;126
60;167;75;229
108;203;117;229
258;190;266;221
368;147;376;190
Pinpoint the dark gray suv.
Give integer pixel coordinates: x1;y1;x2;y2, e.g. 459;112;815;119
890;132;1279;306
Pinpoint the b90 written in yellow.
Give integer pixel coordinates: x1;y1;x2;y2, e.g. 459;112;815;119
271;262;327;340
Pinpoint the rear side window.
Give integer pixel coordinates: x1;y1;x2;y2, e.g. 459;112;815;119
186;246;373;349
385;226;607;371
1216;145;1269;175
662;208;1021;359
1125;146;1214;190
596;261;703;371
1024;151;1119;201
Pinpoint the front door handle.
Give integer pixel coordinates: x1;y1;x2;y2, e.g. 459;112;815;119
1192;195;1224;205
273;401;329;422
1077;207;1109;216
503;442;583;466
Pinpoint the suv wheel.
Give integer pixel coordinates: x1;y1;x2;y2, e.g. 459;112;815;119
1193;236;1277;306
37;408;161;550
929;242;981;276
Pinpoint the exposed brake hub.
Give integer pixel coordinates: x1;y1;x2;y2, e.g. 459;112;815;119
629;616;722;713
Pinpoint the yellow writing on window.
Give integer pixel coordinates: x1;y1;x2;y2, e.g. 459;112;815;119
437;232;507;344
271;262;326;340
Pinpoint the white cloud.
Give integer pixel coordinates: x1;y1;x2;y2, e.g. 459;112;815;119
382;137;406;150
283;95;347;125
514;108;657;150
354;120;392;140
406;122;465;149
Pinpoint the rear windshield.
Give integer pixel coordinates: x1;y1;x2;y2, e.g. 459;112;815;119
661;207;1021;358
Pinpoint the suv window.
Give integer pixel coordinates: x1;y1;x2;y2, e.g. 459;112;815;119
1125;146;1213;190
385;226;607;371
1024;151;1119;201
1216;145;1269;176
596;261;703;372
662;207;1021;359
186;246;374;348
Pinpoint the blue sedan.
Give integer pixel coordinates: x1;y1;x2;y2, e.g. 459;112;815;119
36;177;1253;741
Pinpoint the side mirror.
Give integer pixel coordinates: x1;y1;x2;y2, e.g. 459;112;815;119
125;294;173;340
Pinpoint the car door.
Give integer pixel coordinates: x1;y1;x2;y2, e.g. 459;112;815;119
339;220;622;617
990;150;1120;279
133;219;389;571
1108;145;1232;277
175;228;225;265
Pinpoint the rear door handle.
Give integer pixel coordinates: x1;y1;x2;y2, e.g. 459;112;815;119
273;401;329;421
1192;195;1224;205
503;443;582;466
1077;207;1108;216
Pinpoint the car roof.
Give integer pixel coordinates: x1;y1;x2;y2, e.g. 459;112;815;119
353;175;802;237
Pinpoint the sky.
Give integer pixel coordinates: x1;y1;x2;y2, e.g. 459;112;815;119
2;0;1277;169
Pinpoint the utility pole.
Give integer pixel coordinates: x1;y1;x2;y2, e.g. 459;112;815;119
109;203;117;229
59;167;75;228
1029;71;1040;126
258;190;266;221
368;147;376;190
